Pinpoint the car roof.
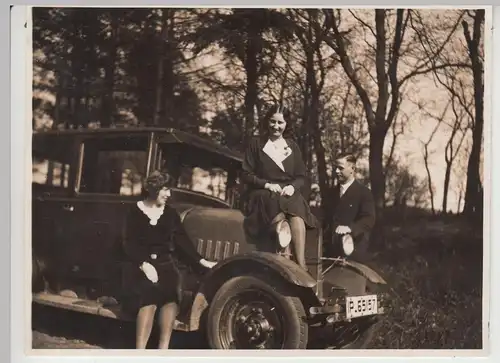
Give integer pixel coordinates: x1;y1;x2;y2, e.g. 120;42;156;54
33;127;243;163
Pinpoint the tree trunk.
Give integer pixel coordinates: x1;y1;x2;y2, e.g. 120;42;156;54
462;10;484;223
423;144;436;215
53;79;61;129
163;9;176;128
153;10;169;126
243;28;260;147
442;161;452;213
368;126;387;214
300;81;310;169
368;125;388;249
457;188;463;214
101;11;118;128
311;100;331;233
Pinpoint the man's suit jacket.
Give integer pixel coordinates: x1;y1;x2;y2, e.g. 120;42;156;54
329;179;376;261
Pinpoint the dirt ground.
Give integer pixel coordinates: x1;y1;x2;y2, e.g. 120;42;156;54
31;304;207;349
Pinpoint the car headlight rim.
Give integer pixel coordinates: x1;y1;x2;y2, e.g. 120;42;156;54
342;234;354;256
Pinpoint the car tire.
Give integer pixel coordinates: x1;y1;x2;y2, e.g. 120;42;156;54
206;274;308;349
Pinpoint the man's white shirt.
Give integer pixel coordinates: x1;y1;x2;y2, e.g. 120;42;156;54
340;178;355;197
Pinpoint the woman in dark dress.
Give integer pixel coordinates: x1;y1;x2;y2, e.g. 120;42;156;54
241;106;318;271
122;171;216;349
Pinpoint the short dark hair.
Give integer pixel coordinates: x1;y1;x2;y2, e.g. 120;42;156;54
335;153;357;165
142;170;172;198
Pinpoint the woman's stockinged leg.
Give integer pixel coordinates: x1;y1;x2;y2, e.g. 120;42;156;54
158;302;179;349
136;305;157;349
289;216;307;271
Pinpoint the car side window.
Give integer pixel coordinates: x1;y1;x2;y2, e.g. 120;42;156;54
33;157;71;189
32;136;72;191
78;136;148;196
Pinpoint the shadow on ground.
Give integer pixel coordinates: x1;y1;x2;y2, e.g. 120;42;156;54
31;304;208;349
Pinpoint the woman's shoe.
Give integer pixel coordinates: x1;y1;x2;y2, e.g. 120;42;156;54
270;215;292;249
299;264;309;273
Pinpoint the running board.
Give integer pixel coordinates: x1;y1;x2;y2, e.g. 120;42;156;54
32;292;190;331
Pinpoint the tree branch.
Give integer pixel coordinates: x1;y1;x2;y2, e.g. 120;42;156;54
400;62;471;85
401;11;467;87
322;9;375;127
349;9;376;38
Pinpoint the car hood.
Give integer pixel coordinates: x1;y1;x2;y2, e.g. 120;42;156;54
169;204;259;257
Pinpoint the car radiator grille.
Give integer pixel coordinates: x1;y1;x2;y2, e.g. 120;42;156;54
196;239;240;261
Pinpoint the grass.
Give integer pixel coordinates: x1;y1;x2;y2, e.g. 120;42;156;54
368;213;483;349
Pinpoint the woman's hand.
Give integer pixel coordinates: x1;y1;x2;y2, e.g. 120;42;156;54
281;185;295;196
140;261;159;283
200;259;217;269
265;183;282;194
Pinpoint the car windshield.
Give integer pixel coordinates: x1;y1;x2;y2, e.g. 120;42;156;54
157;142;238;203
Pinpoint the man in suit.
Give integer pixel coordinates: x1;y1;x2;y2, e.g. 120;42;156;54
327;154;376;262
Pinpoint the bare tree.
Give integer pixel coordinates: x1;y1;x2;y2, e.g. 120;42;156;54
317;9;466;244
442;93;468;213
421;115;444;215
314;9;466;247
414;8;484;221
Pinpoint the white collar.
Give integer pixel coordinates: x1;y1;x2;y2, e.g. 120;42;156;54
262;138;292;172
137;200;165;226
340;178;355;193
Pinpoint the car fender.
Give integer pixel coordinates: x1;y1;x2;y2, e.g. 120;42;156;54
188;251;317;331
322;259;387;297
342;260;387;284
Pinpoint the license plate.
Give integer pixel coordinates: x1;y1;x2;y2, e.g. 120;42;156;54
346;295;378;319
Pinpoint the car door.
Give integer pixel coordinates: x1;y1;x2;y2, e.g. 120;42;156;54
60;133;153;299
32;134;78;290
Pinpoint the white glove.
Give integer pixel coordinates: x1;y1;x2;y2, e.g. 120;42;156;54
140;261;159;283
200;259;217;269
265;183;282;194
281;185;295;196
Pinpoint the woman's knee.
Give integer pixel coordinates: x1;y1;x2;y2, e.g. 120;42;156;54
271;212;286;224
158;302;179;327
160;301;178;310
138;304;157;314
288;215;305;224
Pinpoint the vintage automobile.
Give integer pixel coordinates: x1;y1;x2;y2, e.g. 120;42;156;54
31;127;389;349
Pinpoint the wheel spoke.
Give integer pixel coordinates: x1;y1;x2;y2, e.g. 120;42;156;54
219;289;285;349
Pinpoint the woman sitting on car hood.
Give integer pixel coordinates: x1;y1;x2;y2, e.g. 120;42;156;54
241;105;318;272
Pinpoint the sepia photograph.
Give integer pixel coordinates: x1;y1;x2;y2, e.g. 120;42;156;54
29;6;488;352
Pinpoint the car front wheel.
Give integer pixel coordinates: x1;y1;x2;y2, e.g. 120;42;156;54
206;274;308;349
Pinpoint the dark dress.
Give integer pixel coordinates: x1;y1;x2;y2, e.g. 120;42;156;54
121;202;204;314
241;136;318;239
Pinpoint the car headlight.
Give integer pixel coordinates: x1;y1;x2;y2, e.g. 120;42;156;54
342;234;354;256
276;220;292;248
